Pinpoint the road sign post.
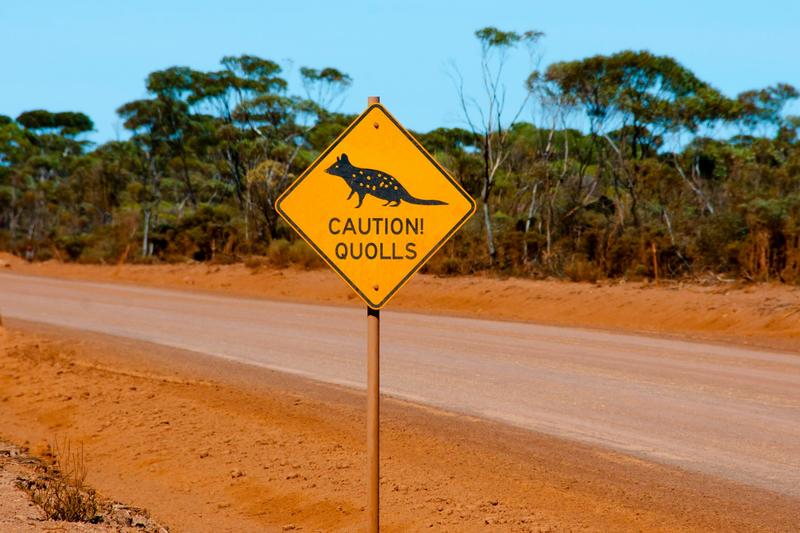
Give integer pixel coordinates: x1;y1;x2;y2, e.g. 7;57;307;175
367;304;380;531
366;95;381;533
276;94;475;532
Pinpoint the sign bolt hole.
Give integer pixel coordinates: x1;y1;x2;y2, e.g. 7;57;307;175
373;284;379;291
373;122;379;129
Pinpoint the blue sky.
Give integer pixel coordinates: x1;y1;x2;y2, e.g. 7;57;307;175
2;1;798;143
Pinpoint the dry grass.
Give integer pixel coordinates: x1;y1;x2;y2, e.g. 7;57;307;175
17;438;99;523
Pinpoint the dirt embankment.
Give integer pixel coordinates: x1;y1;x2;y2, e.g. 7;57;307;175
2;253;798;353
1;323;799;532
0;438;164;533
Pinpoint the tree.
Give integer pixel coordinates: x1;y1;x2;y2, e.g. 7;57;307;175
117;98;174;256
737;83;799;139
3;47;800;285
186;55;289;206
3;110;95;257
145;67;204;206
240;94;316;240
16;110;93;137
300;67;352;112
456;27;544;264
545;51;735;223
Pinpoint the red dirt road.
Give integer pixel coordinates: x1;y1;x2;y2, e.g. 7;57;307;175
2;253;799;353
2;272;799;501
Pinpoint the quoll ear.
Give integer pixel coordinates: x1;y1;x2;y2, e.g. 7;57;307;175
341;153;349;162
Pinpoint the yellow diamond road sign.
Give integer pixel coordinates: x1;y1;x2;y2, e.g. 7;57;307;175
276;103;476;309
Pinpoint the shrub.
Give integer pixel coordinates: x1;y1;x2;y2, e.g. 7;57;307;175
424;255;463;276
57;235;89;261
244;256;267;270
19;439;99;523
564;256;602;282
288;240;322;268
155;204;240;262
267;239;291;267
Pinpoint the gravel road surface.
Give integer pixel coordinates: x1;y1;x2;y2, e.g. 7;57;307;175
2;272;798;497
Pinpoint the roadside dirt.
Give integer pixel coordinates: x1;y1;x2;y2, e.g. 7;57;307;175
0;439;164;532
1;322;798;532
1;253;798;353
0;440;112;533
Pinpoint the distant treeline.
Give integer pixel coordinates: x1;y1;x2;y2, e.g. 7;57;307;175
2;28;799;283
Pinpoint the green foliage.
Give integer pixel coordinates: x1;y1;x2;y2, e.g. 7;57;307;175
475;27;544;48
267;238;291;267
288;239;322;268
544;50;737;138
300;67;352;111
17;110;93;136
1;46;798;284
155;204;239;261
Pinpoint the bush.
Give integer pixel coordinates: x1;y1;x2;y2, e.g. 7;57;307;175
57;235;89;261
155;204;240;262
266;239;322;268
288;240;322;268
564;256;602;282
424;255;463;276
244;255;267;270
267;239;291;267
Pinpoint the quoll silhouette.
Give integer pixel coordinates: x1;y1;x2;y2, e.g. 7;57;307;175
325;153;447;208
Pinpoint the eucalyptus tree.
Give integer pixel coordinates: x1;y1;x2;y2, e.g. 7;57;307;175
239;93;317;240
183;55;289;207
300;67;352;112
117;97;177;256
0;118;32;246
241;68;354;240
3;110;93;254
180;55;352;242
736;83;799;140
145;66;203;206
523;71;582;262
545;51;735;225
456;27;544;264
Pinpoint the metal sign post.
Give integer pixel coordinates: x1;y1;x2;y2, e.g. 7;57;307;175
366;95;382;533
367;305;380;532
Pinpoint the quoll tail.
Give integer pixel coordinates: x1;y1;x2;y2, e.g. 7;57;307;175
405;195;448;206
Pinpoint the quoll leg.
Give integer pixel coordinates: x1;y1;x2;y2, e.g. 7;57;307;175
355;192;366;208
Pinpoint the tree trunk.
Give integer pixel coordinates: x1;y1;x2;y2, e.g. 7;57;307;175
481;133;497;265
481;182;496;264
672;155;715;215
651;242;659;285
142;209;151;257
522;182;539;262
180;148;197;206
245;188;251;254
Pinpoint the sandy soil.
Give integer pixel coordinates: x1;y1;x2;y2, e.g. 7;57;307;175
1;253;798;353
1;322;798;532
